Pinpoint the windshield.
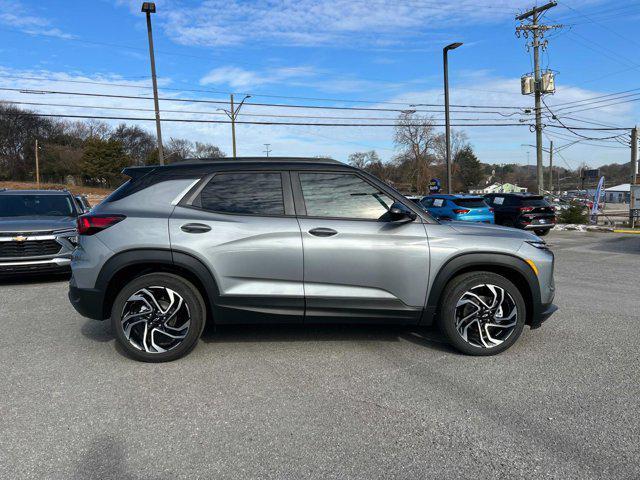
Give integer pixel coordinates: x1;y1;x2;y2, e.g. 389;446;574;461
0;194;77;217
453;198;487;208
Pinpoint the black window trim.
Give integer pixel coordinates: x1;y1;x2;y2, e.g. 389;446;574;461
181;170;296;218
291;170;429;223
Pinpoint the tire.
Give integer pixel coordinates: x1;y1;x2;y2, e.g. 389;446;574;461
438;271;526;356
110;273;206;362
535;228;550;236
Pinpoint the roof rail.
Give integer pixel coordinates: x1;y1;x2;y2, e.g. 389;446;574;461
175;156;343;165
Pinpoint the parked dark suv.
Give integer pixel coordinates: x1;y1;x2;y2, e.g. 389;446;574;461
484;193;556;236
0;189;79;275
69;157;556;362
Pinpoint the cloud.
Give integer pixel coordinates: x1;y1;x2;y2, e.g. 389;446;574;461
143;0;606;49
200;65;316;90
0;1;74;39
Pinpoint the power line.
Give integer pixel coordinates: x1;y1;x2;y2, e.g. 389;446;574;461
557;2;640;48
0;110;529;128
0;77;528;110
549;87;640;108
0;86;529;115
0;100;525;123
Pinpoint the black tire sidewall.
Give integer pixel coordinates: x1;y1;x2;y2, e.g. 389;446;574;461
535;229;550;236
439;271;526;356
110;273;205;362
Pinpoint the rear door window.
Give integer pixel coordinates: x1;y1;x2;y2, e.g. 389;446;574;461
198;172;285;215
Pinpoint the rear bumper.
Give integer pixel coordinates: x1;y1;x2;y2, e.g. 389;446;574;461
523;224;555;230
0;257;71;275
69;280;106;320
530;303;558;329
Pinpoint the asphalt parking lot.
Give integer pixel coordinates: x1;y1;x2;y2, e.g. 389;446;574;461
1;230;639;479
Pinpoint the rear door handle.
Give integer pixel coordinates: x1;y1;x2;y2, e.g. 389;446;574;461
309;227;338;237
181;223;211;234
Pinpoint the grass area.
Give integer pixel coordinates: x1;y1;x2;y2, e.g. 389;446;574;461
0;181;113;204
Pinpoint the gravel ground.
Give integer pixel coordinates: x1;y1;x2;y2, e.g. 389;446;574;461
0;230;639;479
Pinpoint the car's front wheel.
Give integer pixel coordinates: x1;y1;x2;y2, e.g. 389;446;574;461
439;271;526;355
111;273;206;362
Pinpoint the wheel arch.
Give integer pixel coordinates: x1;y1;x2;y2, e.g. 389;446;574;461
97;249;219;321
421;252;541;326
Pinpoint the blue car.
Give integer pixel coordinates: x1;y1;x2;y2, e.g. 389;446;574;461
420;194;494;223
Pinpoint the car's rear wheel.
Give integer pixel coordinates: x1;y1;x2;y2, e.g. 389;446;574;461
111;273;205;362
534;228;550;236
439;271;526;355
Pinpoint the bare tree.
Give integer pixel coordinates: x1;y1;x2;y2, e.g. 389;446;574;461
164;138;194;162
111;124;156;166
193;142;225;159
433;130;469;164
393;112;438;193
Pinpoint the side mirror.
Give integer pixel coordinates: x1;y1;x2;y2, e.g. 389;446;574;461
388;202;417;222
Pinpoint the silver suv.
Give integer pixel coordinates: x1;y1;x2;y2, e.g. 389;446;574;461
69;157;556;362
0;189;79;275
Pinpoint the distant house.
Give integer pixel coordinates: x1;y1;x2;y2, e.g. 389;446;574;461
605;183;630;203
470;183;528;194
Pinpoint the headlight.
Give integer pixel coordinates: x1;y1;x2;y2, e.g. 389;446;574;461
526;240;549;250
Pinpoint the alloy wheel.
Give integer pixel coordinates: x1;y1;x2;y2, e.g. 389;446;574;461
120;286;191;353
454;284;518;348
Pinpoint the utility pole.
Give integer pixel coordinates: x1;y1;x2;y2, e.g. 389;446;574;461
516;2;561;194
443;42;463;194
35;139;40;188
263;144;272;157
548;140;553;193
631;126;638;183
142;2;164;165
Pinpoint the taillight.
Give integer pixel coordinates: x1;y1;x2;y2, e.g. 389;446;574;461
519;206;534;212
453;209;470;214
77;214;126;235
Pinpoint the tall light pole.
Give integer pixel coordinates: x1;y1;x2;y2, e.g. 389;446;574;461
219;94;251;158
142;2;164;165
443;42;462;194
35;139;40;188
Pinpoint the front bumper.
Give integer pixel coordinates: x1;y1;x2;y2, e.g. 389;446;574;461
530;303;558;329
0;257;71;275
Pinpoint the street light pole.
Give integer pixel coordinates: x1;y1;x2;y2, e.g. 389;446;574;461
220;94;251;159
548;140;554;193
35;139;40;188
142;2;164;165
443;42;462;194
230;94;237;158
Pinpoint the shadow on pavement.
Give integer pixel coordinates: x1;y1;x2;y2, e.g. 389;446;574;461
0;272;70;286
80;318;456;355
201;322;455;353
73;435;169;480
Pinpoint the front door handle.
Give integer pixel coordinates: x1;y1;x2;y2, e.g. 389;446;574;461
309;227;338;237
181;223;211;234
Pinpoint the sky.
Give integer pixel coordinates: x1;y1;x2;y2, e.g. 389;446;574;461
0;0;639;169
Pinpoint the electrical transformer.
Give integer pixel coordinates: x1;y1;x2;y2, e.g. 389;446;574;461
521;75;534;95
541;71;555;93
